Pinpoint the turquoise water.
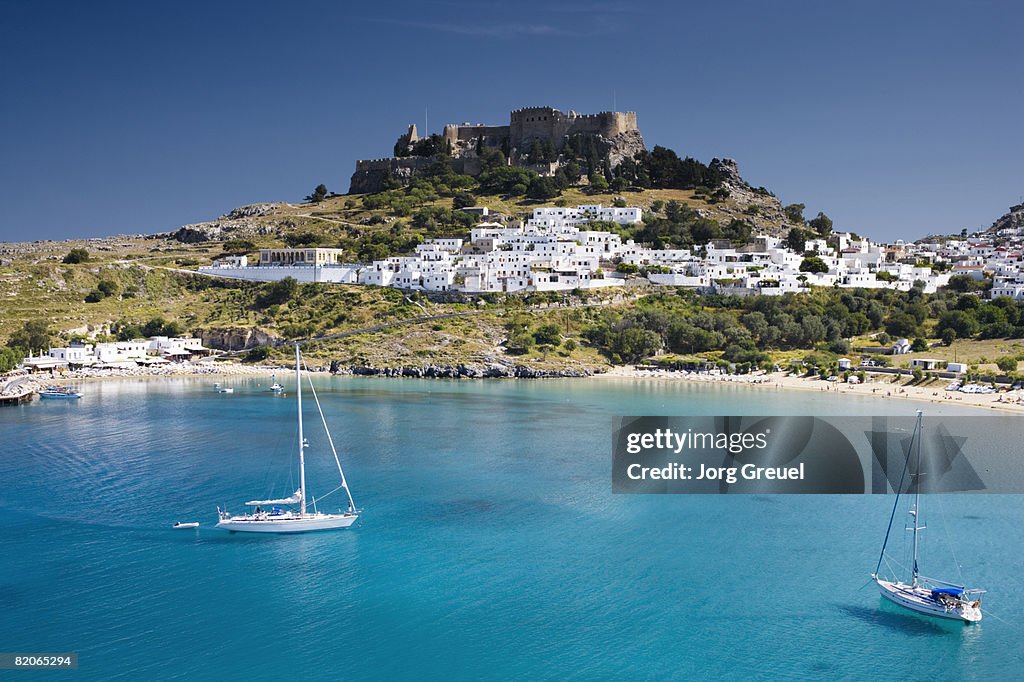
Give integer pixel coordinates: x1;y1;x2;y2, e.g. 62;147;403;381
1;377;1021;680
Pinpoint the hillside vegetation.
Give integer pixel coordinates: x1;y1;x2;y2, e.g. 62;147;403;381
4;153;1024;378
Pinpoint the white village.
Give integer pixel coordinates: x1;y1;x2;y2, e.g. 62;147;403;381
19;201;1022;376
196;202;1024;298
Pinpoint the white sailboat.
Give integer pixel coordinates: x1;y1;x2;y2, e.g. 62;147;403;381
268;374;285;394
216;343;359;533
871;411;983;622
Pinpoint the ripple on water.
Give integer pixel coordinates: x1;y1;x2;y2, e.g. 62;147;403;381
0;377;1019;679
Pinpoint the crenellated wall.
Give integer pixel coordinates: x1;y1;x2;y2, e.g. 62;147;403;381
349;157;436;194
434;107;639;150
443;123;510;144
350;107;642;193
350;156;472;194
508;107;638;144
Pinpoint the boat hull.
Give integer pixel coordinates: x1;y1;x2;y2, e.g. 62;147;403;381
39;393;81;400
875;579;982;622
216;513;358;534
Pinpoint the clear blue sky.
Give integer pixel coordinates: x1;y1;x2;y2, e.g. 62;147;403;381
1;0;1021;242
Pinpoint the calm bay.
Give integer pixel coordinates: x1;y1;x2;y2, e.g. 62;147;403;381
1;377;1020;679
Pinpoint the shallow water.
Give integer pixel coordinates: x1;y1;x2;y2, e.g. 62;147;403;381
1;377;1020;679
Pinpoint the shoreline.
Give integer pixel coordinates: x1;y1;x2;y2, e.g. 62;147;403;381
592;365;1024;414
1;362;285;395
6;361;1024;414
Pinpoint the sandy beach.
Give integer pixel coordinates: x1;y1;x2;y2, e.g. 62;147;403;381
593;365;1024;414
5;361;1024;414
0;362;290;397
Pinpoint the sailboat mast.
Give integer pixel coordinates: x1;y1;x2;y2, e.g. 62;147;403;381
296;343;307;515
911;410;922;586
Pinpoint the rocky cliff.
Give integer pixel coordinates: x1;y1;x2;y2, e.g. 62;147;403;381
198;327;280;351
339;362;593;378
601;129;647;169
987;202;1024;235
709;158;745;188
165;203;284;243
348;157;437;195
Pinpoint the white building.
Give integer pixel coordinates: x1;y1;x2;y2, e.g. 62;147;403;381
199;247;360;283
94;340;150;364
893;339;911;355
48;341;94;365
46;337;213;368
188;202;1024;299
527;204;642;232
147;336;210;360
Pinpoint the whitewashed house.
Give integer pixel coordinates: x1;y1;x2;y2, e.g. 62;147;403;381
48;341;94;365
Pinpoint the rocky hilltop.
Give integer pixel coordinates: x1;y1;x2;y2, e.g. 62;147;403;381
168;203;284;243
987;202;1024;235
350;106;646;194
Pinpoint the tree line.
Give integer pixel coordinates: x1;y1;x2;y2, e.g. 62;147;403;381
577;286;1024;369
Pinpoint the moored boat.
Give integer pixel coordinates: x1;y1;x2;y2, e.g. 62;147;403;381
38;385;82;400
871;411;984;623
216;344;359;534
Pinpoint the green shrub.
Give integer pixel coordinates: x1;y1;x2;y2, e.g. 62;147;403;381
244;346;271;362
63;248;90;264
0;347;25;372
996;356;1017;373
533;324;562;346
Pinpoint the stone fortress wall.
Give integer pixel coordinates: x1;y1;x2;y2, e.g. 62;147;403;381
350;106;642;194
437;107;638;149
508;107;637;145
442;123;511;144
348;156;447;194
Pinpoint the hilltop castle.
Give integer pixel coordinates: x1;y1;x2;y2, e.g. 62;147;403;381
349;106;645;194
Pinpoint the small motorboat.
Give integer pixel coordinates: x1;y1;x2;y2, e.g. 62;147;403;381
39;385;82;400
173;521;200;529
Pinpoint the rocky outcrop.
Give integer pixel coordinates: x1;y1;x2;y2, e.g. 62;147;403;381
349;157;437;195
197;327;280;351
222;203;284;220
171;224;227;243
351;129;647;195
709;157;746;188
988;203;1024;234
602;129;647;169
338;363;592;378
168;218;276;243
165;203;284;243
